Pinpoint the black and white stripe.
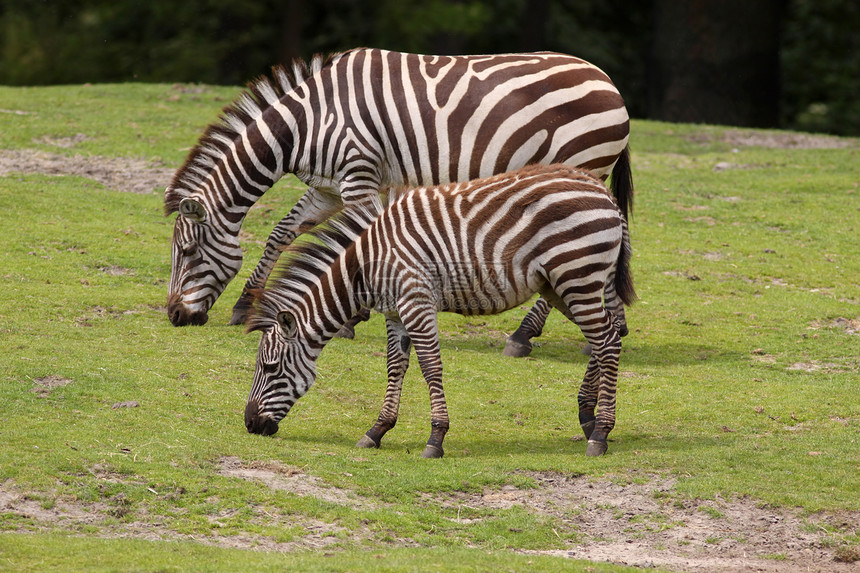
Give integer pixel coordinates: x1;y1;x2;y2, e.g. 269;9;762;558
245;164;635;457
164;48;633;355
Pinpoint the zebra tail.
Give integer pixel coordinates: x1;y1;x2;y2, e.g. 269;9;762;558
610;145;634;221
615;218;637;307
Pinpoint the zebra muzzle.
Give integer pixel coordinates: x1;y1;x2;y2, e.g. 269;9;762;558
244;400;280;436
167;294;209;327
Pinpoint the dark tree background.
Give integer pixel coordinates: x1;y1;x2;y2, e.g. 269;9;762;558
1;0;858;135
648;0;785;128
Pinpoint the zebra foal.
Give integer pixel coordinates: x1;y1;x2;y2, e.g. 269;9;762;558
245;164;635;457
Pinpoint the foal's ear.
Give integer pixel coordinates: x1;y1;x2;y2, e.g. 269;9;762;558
276;311;298;338
178;197;208;222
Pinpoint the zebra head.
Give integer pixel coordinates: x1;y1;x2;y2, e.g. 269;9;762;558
166;196;243;326
245;309;319;436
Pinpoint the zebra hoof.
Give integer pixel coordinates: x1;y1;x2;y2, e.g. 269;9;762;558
502;337;532;358
580;420;596;440
581;343;593;356
356;435;379;449
421;444;444;459
335;324;356;339
229;305;251;326
585;439;608;457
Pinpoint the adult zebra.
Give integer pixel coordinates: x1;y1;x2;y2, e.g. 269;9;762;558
164;48;633;357
245;164;635;457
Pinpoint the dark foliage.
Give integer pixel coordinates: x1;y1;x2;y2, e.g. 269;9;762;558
1;0;857;135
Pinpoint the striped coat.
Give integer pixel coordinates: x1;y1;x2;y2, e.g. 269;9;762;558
164;48;632;357
246;164;635;457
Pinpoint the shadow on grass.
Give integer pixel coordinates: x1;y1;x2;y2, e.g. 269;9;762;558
438;335;744;369
252;422;732;463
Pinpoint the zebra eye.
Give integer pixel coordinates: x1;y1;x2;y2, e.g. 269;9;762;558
277;311;298;338
179;197;207;222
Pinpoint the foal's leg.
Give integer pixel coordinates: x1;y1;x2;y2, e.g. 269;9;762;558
602;268;629;337
230;188;342;324
357;318;411;449
571;308;622;456
577;354;601;440
543;284;622;456
398;301;448;459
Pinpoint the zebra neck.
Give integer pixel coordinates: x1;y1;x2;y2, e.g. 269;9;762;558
211;99;300;216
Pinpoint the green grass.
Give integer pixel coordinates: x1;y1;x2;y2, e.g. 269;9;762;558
0;535;622;573
1;83;859;570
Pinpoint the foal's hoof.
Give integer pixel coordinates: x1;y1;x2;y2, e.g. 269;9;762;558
585;439;608;457
581;343;593;356
421;444;444;459
356;435;379;449
503;337;532;358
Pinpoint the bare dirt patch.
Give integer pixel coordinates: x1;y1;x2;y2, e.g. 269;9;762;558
34;133;93;148
217;456;376;510
30;375;73;396
98;265;134;276
786;361;852;373
688;129;858;150
0;148;174;194
809;317;860;336
434;472;859;572
0;480;106;525
0;478;362;553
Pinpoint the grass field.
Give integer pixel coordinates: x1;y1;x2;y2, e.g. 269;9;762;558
0;83;858;572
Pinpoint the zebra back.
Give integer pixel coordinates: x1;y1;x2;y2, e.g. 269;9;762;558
251;164;633;335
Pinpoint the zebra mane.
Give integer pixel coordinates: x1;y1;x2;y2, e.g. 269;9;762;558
246;204;378;332
164;51;342;214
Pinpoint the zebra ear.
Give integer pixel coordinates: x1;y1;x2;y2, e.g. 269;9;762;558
276;311;298;338
179;198;207;222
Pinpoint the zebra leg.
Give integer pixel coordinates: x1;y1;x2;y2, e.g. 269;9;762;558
578;319;622;457
503;297;552;357
577;355;601;440
399;302;448;459
357;318;411;449
335;308;372;339
603;271;630;338
545;284;621;456
229;188;342;325
568;282;629;358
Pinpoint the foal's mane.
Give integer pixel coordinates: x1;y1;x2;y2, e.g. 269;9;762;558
163;51;344;214
246;204;379;332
